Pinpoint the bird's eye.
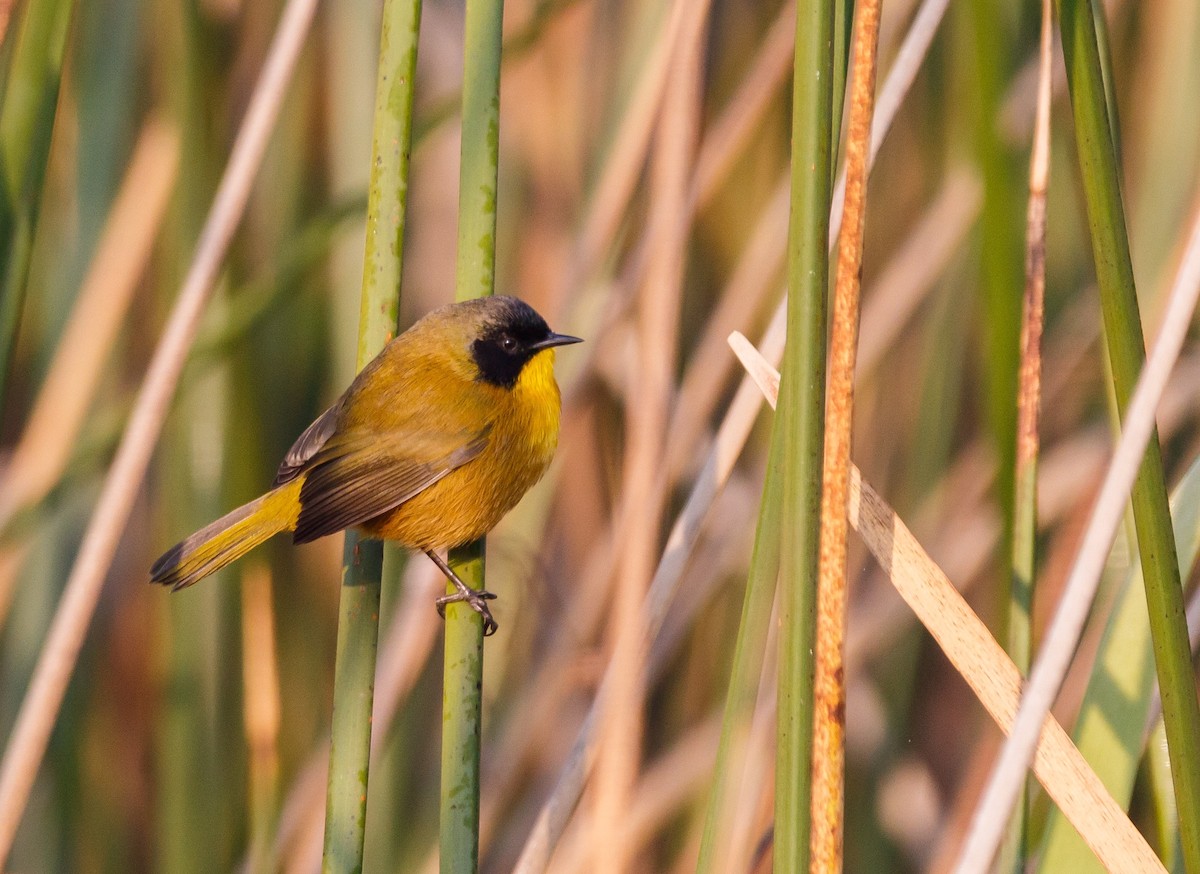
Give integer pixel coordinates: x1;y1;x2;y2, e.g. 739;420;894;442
500;334;518;353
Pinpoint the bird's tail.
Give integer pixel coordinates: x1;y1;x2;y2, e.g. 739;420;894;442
150;481;301;590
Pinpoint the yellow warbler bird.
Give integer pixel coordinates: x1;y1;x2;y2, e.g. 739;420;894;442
150;296;581;634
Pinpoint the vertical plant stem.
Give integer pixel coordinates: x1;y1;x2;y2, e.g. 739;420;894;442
0;0;74;414
441;539;485;872
0;0;319;860
441;0;503;865
323;536;384;873
241;565;281;874
452;0;503;303
1089;0;1122;164
695;451;783;874
321;0;422;866
774;0;834;867
828;0;853;178
593;5;706;869
958;2;1200;870
998;1;1052;869
965;0;1022;547
810;0;880;866
1057;0;1200;869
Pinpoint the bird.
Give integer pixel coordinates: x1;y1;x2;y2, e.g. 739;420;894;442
150;295;581;635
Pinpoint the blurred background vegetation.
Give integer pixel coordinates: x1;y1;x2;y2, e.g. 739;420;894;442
0;0;1198;870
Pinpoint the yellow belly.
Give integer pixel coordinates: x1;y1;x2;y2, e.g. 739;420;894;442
360;350;561;550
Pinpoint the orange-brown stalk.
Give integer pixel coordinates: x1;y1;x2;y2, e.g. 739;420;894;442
809;0;883;866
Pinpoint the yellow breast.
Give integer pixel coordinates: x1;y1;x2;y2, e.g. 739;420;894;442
362;349;562;550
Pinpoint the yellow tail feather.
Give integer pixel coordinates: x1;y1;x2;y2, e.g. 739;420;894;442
149;481;302;590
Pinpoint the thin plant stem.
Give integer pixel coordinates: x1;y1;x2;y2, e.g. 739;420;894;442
998;1;1052;869
0;118;178;531
441;539;486;873
441;0;504;863
0;0;74;415
323;538;385;872
954;0;1200;861
773;0;835;867
730;334;1166;874
322;0;423;865
0;0;319;859
591;2;707;867
512;0;953;863
810;0;881;864
694;454;783;873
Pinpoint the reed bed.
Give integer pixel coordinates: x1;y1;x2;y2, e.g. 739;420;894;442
1;0;1199;870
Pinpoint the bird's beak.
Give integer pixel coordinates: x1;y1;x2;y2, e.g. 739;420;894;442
531;332;583;351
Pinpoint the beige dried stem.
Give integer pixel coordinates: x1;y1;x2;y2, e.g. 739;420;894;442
0;120;178;625
570;0;688;280
0;0;12;48
729;333;1165;873
809;0;882;864
590;0;708;867
691;0;794;208
0;119;179;532
559;715;721;874
241;563;281;871
998;0;1053;858
0;0;319;858
954;177;1200;874
512;0;956;865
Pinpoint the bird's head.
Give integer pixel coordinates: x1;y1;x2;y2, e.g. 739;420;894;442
460;296;582;389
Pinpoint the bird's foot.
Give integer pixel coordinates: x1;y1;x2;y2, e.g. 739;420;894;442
426;549;499;636
436;587;498;636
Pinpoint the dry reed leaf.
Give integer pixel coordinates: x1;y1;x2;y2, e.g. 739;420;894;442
592;1;709;866
958;185;1200;873
729;331;1166;874
0;120;180;530
556;715;721;873
0;120;178;628
0;0;321;856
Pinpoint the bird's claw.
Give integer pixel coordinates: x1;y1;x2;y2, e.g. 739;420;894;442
436;588;499;636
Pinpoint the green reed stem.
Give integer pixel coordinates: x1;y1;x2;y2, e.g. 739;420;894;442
1058;0;1200;869
322;0;422;866
440;0;503;865
0;0;75;415
441;540;487;872
696;452;782;872
774;0;835;867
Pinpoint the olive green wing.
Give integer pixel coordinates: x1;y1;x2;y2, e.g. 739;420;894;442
291;426;489;544
274;402;342;487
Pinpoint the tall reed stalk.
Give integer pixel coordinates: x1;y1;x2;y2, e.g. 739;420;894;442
441;0;504;865
773;0;834;866
321;0;422;867
810;0;881;864
1057;0;1200;869
0;0;75;414
997;1;1052;867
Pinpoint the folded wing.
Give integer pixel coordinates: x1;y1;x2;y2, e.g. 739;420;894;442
292;427;489;544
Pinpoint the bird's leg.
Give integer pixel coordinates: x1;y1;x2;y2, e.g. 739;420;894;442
427;550;499;636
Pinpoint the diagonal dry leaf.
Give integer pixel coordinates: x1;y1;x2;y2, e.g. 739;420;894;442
728;331;1166;874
